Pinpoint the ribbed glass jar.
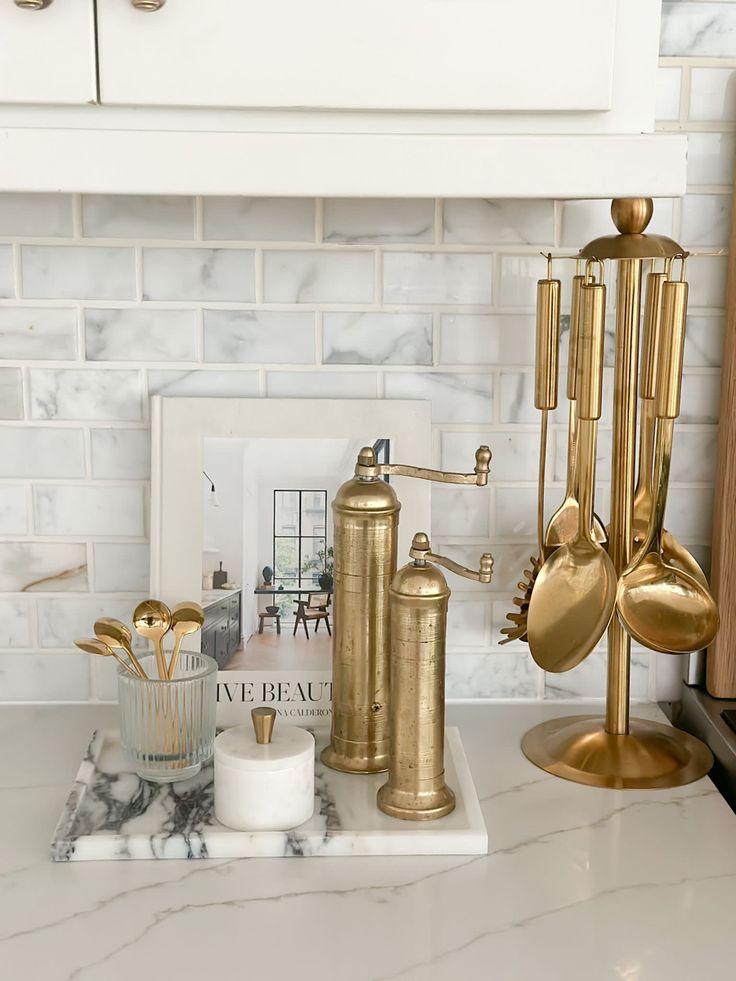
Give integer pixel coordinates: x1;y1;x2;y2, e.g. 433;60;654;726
118;652;217;783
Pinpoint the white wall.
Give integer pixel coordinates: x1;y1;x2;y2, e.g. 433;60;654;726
0;2;730;700
202;441;244;585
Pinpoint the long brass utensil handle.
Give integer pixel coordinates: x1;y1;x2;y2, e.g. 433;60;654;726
167;629;185;680
577;278;606;544
633;271;667;509
153;637;168;680
535;272;561;553
120;639;148;679
563;272;585;501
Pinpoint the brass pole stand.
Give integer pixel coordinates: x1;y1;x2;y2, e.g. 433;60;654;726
522;198;714;789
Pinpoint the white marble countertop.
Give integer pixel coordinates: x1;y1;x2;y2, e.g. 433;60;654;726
2;701;736;980
201;588;241;612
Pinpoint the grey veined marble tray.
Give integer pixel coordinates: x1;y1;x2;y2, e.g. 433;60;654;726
51;727;488;861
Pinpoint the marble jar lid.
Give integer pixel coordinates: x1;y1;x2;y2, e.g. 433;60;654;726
215;723;314;772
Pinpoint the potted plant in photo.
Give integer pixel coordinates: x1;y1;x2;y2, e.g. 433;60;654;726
302;546;334;590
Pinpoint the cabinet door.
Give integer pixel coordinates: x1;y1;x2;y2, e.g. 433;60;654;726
201;624;217;663
0;1;96;105
97;0;616;112
215;620;230;669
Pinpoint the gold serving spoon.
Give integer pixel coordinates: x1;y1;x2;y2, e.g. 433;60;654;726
93;617;148;679
74;637;140;678
132;599;172;679
632;266;709;589
617;273;719;653
528;263;617;672
545;264;607;551
166;601;205;679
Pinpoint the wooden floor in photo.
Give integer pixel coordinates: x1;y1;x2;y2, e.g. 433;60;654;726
226;630;331;671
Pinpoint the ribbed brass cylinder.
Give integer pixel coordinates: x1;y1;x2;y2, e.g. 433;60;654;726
377;559;454;820
321;475;399;773
577;282;607;421
567;274;585;400
656;280;689;419
535;278;561;410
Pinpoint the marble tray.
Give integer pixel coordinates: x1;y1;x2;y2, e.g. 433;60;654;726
51;727;487;861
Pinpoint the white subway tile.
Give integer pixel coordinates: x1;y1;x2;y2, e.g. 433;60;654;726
0;486;28;534
85;308;198;362
383;252;492;305
0;654;90;701
323;312;431;365
684;315;724;368
655;67;681;121
37;598;142;649
689;67;736;122
30;368;143;421
440;314;535;366
687;255;728;308
496;255;541;308
148;369;259;398
0;427;84;478
82;195;195;239
263;250;374;303
545;650;648;699
90;429;151;480
266;370;377;398
0;307;77;360
204;310;315;364
560;198;673;248
21;246;136;301
0;193;72;236
661;4;736;58
687;132;736;186
681;193;732;248
385;371;492;423
0;368;23;419
34;485;145;537
143;248;255;301
203;197;315;241
0;245;13;298
553;429;613;485
431;484;490;537
446;652;540;698
447;601;489;649
495;486;539;539
0;601;31;648
666;486;714;542
443;429;539;482
0;542;88;592
671;429;718;483
443;199;554;245
679;373;721;423
323;198;434;243
93;543;150;593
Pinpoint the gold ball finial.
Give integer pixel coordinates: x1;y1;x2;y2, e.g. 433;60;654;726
611;198;653;235
357;446;376;467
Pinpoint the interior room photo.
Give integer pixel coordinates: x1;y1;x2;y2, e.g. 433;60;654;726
3;3;736;979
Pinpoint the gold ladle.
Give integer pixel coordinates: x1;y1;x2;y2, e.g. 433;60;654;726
166;601;205;679
545;265;607;550
132;599;172;679
93;617;148;679
74;637;140;678
632;266;709;589
617;273;719;653
528;264;617;672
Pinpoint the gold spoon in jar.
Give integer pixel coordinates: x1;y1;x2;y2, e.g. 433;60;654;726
617;272;719;653
132;599;172;680
93;618;148;679
632;265;709;590
166;601;205;679
74;637;140;678
528;263;617;672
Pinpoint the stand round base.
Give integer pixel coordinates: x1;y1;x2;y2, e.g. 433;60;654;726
320;744;388;774
521;715;713;789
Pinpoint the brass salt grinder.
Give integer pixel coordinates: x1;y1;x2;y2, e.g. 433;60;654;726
322;445;492;774
377;533;493;820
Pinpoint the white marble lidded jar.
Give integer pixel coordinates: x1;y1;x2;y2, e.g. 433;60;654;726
214;707;315;831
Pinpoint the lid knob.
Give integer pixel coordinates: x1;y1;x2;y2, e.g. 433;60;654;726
252;707;276;744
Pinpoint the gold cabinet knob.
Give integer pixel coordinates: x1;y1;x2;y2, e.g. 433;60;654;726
131;0;166;9
14;0;54;8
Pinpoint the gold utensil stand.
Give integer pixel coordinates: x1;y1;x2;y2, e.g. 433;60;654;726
521;198;715;789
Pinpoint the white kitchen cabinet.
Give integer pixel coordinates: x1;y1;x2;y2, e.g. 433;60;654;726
0;0;96;105
97;0;619;114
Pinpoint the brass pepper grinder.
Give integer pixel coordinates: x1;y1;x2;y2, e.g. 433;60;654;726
377;533;493;820
322;445;492;775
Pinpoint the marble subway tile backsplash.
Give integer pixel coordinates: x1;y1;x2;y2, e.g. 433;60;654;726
0;27;731;703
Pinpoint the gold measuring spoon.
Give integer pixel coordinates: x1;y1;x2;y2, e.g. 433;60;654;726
132;599;172;679
166;601;205;679
528;264;617;672
632;267;709;589
93;617;147;679
545;265;607;550
617;273;719;653
74;637;140;678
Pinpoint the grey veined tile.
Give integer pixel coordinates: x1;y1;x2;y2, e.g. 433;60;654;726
383;253;492;305
82;195;195;239
204;310;315;364
0;427;85;478
323;199;434;244
323;312;432;365
0;245;14;298
263;250;374;303
443;199;554;245
142;248;255;301
203;198;315;242
0;307;77;360
30;369;143;421
21;246;136;300
85;308;198;362
0;193;73;236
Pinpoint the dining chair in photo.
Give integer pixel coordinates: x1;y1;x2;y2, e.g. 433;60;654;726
293;593;332;639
